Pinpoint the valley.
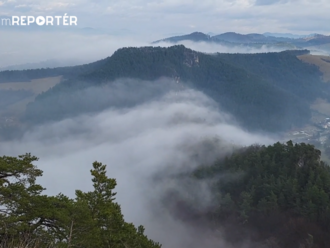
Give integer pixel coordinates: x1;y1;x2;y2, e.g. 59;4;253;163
1;45;330;247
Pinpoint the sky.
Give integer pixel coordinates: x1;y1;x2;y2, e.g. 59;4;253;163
1;0;329;68
0;0;329;38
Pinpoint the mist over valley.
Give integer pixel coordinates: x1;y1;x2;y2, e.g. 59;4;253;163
2;22;330;248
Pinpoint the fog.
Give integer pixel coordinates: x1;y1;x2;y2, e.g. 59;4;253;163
0;30;298;69
0;31;148;68
308;46;330;56
156;40;292;54
0;80;276;247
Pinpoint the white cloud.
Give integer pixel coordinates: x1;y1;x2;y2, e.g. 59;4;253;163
157;40;291;54
0;31;148;68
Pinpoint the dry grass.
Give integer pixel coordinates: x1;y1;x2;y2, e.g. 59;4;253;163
0;76;62;118
298;54;330;82
0;76;62;94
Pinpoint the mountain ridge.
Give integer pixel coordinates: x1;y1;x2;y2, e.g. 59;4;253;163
153;31;330;49
0;45;322;133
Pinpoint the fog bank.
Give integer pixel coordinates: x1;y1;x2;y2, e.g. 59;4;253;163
0;31;298;69
0;85;275;247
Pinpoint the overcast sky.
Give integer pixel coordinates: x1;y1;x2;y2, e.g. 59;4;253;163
0;0;329;68
0;0;329;38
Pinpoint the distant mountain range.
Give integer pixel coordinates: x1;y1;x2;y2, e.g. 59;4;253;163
153;32;330;50
263;32;318;39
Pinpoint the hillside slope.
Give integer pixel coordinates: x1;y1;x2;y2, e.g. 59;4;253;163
0;46;326;132
181;141;330;248
298;54;330;82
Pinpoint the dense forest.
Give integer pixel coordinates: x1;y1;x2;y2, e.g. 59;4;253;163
0;46;324;132
0;154;161;248
178;141;330;248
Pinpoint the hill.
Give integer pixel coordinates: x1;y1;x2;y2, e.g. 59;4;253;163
153;32;211;43
298;54;330;82
212;32;292;44
153;32;330;51
0;46;327;133
173;141;330;248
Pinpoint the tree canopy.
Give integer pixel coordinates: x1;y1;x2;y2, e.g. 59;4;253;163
0;154;161;248
191;141;330;248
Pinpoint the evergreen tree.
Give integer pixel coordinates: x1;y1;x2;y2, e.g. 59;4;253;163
0;155;161;248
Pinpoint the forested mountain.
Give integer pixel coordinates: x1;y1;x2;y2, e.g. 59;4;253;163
171;141;330;248
7;45;324;132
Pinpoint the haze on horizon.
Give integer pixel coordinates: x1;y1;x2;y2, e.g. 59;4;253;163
0;0;329;36
0;0;329;68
